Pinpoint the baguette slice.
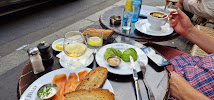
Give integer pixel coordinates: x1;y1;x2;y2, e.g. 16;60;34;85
64;88;115;100
82;28;114;37
75;67;108;91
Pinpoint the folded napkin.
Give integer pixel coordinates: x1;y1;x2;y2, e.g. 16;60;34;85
139;9;151;17
139;6;171;17
156;6;176;12
56;48;93;69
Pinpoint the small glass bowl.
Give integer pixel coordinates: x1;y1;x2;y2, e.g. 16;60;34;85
107;56;121;67
37;83;58;100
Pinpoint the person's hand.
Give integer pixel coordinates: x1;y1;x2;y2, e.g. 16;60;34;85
169;71;190;99
169;71;211;100
169;9;194;36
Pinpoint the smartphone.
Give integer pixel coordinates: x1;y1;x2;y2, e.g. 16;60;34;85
141;47;171;67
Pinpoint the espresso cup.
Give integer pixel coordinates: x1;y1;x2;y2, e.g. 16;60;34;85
147;11;168;31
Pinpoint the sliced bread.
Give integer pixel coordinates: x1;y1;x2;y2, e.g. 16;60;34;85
82;28;114;38
75;67;108;91
64;88;115;100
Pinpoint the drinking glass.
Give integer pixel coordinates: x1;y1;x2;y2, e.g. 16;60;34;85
164;0;170;10
63;31;88;68
86;31;103;54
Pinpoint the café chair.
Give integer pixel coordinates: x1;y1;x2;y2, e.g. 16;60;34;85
195;16;214;26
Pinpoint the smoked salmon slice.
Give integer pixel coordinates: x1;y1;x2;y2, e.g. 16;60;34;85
52;74;67;100
64;73;79;94
52;70;89;100
64;70;88;93
78;70;88;82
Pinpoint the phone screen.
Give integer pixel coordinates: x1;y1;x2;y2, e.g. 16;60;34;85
141;47;171;67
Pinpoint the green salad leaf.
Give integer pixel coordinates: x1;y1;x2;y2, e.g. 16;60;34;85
121;48;138;62
104;48;122;60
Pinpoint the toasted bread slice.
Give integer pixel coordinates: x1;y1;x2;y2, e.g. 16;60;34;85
82;28;114;38
75;67;108;91
64;88;115;100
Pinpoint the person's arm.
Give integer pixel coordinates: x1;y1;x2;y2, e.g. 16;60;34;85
169;71;211;100
169;9;214;54
185;27;214;54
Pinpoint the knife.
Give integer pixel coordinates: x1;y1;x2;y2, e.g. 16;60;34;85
129;56;142;100
138;61;155;100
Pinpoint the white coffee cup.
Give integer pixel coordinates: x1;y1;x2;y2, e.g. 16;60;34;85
147;11;168;31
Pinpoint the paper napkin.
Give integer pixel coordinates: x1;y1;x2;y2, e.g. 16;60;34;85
56;48;93;69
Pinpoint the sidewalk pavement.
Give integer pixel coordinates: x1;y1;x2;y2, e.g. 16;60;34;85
0;0;193;99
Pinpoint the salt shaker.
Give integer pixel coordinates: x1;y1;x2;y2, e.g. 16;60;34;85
28;47;45;74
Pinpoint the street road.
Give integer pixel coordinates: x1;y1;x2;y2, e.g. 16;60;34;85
0;0;164;57
0;0;122;57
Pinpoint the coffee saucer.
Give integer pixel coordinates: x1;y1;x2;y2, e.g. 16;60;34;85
135;19;174;36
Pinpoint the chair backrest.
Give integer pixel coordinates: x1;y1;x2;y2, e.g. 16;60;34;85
195;16;214;26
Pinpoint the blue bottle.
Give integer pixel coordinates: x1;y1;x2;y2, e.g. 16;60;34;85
132;0;142;22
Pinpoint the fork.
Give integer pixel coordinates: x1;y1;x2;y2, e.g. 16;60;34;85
138;61;155;100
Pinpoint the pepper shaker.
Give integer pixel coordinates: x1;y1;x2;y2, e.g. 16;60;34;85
37;41;54;67
28;47;45;74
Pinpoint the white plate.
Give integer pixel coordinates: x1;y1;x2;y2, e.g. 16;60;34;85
95;43;148;75
20;68;114;100
135;19;174;36
52;38;64;52
59;54;94;68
